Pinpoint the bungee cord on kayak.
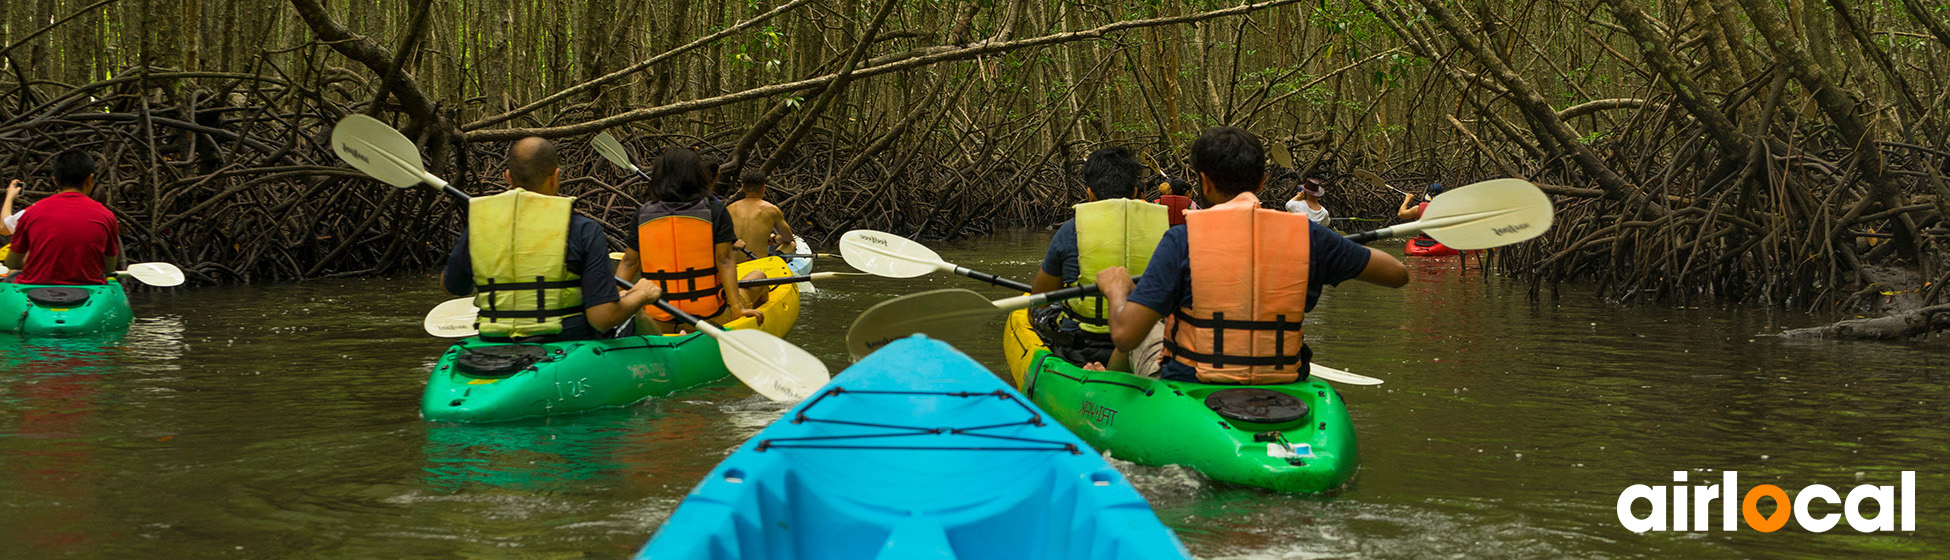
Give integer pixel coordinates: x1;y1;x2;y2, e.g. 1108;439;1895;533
754;388;1082;455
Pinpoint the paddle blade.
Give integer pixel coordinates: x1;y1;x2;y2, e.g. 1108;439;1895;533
332;115;436;188
123;262;185;287
1310;363;1383;386
591;131;638;172
839;230;945;279
845;289;1002;360
715;328;830;402
1420;178;1554;250
424;297;480;338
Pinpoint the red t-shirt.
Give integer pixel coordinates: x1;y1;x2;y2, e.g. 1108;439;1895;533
11;192;119;285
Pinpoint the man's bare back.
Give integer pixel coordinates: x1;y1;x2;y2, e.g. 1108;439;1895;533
726;195;791;260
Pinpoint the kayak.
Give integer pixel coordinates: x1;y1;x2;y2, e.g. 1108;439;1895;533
1405;236;1460;256
421;257;802;422
637;335;1190;560
786;235;814;293
1005;308;1359;493
0;280;134;337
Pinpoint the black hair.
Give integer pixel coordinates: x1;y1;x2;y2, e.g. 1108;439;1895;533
1188;127;1265;195
1081;146;1143;200
739;170;768;190
1165;178;1192;195
650;147;712;203
52;149;97;188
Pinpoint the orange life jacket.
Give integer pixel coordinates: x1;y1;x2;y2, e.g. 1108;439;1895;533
1163;191;1311;384
637;200;726;322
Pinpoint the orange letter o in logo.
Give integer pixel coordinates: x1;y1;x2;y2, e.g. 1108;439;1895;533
1742;484;1791;532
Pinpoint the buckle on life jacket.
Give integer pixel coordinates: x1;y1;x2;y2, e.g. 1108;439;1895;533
454;345;548;377
26;287;91;307
1204;388;1309;426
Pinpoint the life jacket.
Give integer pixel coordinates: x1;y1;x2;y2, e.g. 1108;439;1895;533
1062;199;1169;334
1412;201;1435;242
468;189;584;338
637;199;726;322
1157;194;1193;226
1163;191;1311;384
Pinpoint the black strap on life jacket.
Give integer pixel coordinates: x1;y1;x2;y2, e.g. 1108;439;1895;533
476;276;583;322
1164;309;1308;370
641;266;722;303
1057;282;1110;327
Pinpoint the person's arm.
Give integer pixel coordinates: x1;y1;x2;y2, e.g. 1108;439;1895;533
1030;270;1064;294
769;208;793;250
6;211;26;269
441;232;474;296
1396;193;1419;221
1;180;20;235
1031;221;1076;294
1357;247;1408;287
614;248;642;282
587;280;662;331
103;215;122;279
1096;266;1164;352
716;241;756;317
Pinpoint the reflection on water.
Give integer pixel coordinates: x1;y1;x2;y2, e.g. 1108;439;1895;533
0;236;1945;558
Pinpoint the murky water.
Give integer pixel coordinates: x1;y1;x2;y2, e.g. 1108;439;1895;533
2;230;1945;558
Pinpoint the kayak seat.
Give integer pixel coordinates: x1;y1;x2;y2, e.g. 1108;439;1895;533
1203;388;1309;425
26;287;90;307
454;345;548;377
1412;238;1439;247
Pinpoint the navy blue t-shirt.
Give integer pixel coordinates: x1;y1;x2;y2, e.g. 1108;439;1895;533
1040;218;1082;284
1128;221;1373;381
444;213;621;342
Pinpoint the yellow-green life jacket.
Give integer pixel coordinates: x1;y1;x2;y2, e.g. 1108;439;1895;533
1064;198;1169;334
468;188;584;338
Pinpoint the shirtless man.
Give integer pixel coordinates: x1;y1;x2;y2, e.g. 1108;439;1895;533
726;170;793;303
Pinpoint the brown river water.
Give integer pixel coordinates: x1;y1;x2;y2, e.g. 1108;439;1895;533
2;229;1945;558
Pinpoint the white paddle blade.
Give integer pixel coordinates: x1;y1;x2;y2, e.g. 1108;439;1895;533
424;297;481;338
791;235;816;294
1311;363;1383;386
839;230;946;279
715;328;830;402
845;289;1002;360
123;262;185;287
1420;178;1554;250
331;115;438;188
591;131;638;172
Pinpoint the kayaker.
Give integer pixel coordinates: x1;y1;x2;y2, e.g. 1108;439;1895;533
1286;177;1330;226
441;137;664;342
1155;179;1197;226
1028;146;1170;367
726;171;794;261
618;147;766;334
1095;127;1409;381
1397;182;1444;251
4;150;122;286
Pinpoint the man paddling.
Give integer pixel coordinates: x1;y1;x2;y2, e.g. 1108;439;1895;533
726;171;794;305
1095;127;1408;382
1028;146;1170;367
618;147;766;334
1397;182;1445;252
441;137;663;342
5;150;121;285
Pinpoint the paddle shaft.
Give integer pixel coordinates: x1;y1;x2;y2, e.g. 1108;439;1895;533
956;266;1033;292
1346;210;1489;245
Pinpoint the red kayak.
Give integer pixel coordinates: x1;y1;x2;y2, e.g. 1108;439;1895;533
1405;237;1460;257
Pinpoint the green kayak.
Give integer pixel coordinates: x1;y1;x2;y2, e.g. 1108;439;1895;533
1005;308;1358;493
0;280;134;337
422;257;801;422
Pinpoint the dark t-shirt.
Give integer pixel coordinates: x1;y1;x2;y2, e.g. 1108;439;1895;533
444;213;620;342
1128;221;1373;381
12;192;119;285
1039;219;1081;284
623;197;737;249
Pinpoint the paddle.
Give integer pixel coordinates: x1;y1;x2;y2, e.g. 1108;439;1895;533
424;271;867;337
1346;178;1552;249
1354;168;1419;200
0;261;185;287
772;252;839;259
333;115;829;402
838;229;1033;292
